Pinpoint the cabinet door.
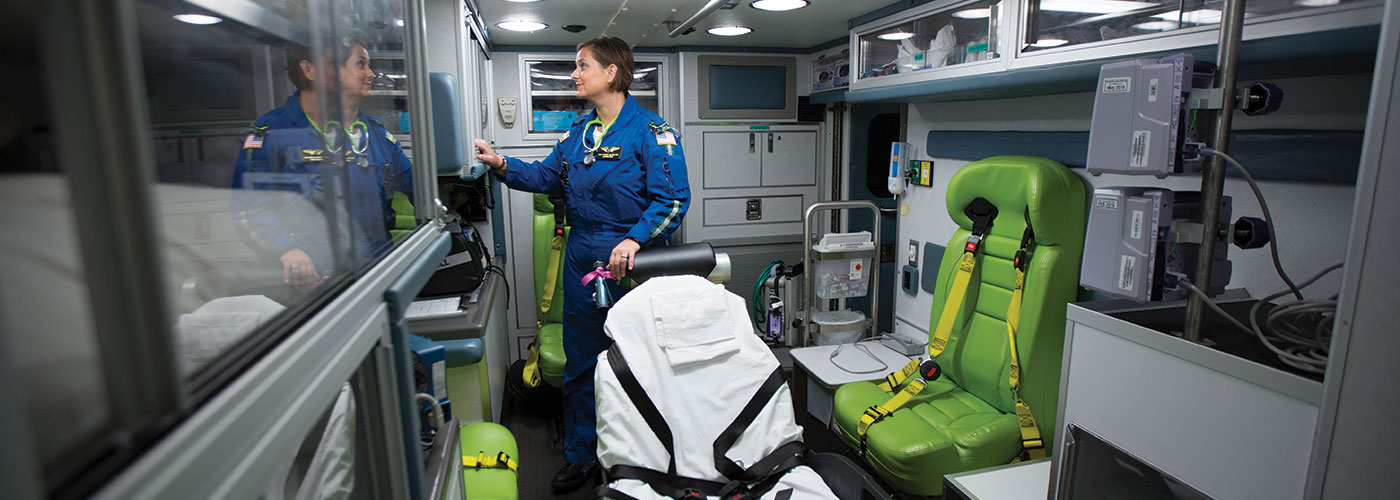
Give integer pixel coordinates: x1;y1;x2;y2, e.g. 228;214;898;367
702;131;762;188
761;131;816;187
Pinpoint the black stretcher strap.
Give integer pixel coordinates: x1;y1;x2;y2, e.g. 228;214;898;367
607;343;678;477
713;367;787;479
603;346;807;499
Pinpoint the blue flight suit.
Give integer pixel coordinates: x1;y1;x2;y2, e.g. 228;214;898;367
497;93;690;464
232;92;414;271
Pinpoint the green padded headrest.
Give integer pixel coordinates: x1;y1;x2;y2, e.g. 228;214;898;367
533;193;555;215
946;156;1084;246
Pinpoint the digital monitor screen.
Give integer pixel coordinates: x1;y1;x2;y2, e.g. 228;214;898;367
708;65;787;110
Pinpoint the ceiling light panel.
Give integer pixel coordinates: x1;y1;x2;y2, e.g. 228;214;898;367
751;0;810;11
497;20;548;32
708;25;752;36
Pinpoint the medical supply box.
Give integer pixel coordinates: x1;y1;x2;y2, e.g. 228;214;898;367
812;231;875;299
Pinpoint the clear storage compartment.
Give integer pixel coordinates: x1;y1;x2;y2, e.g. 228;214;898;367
812;232;875;300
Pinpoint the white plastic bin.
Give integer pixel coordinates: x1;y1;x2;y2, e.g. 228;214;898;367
811;310;866;345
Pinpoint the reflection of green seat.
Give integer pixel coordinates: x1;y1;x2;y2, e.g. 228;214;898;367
832;156;1086;496
531;193;568;388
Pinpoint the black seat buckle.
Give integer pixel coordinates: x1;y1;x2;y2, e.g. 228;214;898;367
679;488;707;499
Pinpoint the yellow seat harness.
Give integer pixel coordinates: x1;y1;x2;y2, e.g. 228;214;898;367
856;200;1045;460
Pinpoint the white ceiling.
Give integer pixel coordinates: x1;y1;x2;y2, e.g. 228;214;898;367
474;0;876;50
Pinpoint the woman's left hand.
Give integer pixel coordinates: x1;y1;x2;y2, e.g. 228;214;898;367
608;238;641;278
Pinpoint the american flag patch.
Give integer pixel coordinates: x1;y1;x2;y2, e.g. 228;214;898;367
654;131;676;146
242;134;263;149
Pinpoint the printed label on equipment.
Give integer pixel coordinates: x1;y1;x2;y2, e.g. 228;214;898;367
850;260;864;280
1130;210;1144;240
1119;255;1137;291
432;361;446;400
1094;196;1119;210
1148;78;1160;102
1103;77;1131;93
1129;130;1151;168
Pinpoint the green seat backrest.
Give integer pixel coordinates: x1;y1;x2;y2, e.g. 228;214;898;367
532;193;569;324
932;156;1085;439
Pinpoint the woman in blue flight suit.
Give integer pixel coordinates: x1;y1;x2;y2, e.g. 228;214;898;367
233;34;413;289
475;36;690;492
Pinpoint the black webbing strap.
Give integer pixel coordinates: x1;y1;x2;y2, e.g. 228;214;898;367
607;343;678;477
1014;209;1035;272
593;486;643;500
604;464;730;498
712;367;788;479
550;188;568;234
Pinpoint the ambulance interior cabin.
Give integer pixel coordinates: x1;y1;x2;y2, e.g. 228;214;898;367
1;0;1396;499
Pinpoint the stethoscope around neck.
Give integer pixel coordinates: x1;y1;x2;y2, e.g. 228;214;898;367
580;117;609;166
318;119;371;157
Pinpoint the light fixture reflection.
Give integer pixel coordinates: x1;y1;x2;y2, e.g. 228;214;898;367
751;0;810;11
1031;38;1069;48
1295;0;1340;6
497;20;549;32
877;31;916;41
1132;21;1179;30
173;13;223;25
1039;0;1156;14
952;8;991;19
708;26;752;36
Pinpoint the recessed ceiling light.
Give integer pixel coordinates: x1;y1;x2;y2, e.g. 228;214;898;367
877;31;915;41
1132;21;1179;30
497;20;549;32
1295;0;1340;6
751;0;810;11
708;26;752;36
395;18;405;27
173;14;222;25
1040;0;1156;14
1030;38;1070;48
504;0;545;3
952;8;991;19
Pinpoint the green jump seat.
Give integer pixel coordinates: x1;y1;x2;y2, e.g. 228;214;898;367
832;156;1086;496
531;193;568;388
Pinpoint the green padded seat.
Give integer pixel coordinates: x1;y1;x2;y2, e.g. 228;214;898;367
832;156;1086;495
460;422;519;500
531;193;569;388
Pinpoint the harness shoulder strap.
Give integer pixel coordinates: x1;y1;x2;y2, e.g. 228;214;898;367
1007;210;1046;460
929;197;999;358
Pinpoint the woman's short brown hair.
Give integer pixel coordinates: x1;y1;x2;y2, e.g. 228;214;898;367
577;36;633;92
286;32;372;91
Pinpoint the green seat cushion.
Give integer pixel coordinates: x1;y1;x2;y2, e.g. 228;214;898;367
460;422;518;500
831;156;1087;496
537;323;566;388
833;380;1019;495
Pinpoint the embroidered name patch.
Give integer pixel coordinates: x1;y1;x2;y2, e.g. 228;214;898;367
596;146;622;160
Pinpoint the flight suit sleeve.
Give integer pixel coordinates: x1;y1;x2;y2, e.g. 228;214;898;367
230;128;300;258
625;125;690;246
498;140;565;194
386;131;414;200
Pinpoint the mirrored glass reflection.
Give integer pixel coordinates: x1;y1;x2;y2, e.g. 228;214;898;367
1023;0;1369;53
137;0;416;378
